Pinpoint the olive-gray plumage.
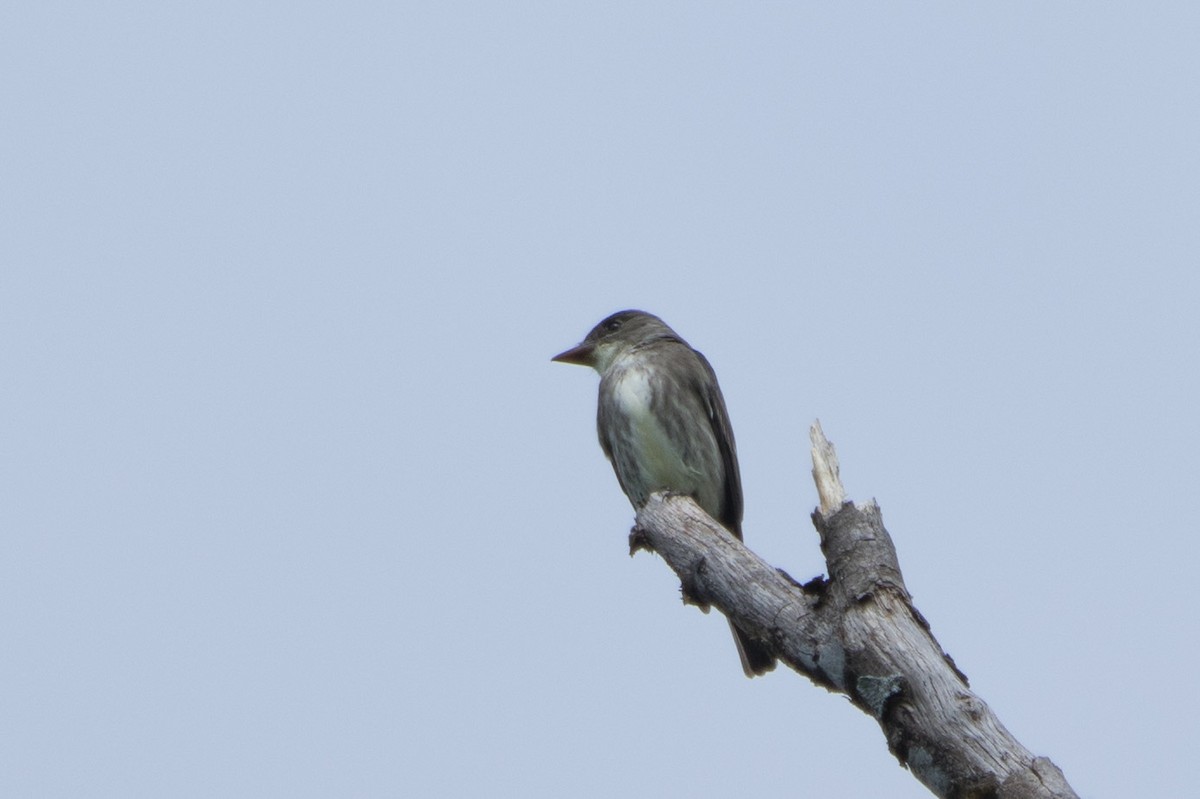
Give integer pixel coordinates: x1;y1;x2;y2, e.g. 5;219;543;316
553;310;775;676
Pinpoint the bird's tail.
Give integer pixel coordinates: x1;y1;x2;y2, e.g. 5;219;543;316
729;619;775;677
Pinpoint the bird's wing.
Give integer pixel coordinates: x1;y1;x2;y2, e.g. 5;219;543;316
693;350;743;539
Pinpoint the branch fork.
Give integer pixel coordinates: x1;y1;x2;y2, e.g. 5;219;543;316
628;421;1078;799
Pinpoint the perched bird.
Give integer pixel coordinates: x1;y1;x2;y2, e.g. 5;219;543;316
553;310;775;677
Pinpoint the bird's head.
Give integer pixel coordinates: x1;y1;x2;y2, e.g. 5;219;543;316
552;310;673;374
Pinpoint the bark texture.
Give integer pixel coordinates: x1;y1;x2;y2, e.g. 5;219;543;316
628;422;1078;799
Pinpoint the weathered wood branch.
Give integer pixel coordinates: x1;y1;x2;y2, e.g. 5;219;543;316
629;421;1078;799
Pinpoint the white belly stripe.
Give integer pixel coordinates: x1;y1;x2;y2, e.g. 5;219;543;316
613;367;693;490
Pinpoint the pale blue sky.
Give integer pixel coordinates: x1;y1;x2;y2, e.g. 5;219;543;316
3;4;1198;797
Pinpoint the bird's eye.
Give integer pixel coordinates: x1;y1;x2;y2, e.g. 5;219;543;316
606;318;623;332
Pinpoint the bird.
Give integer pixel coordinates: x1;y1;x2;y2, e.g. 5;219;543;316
552;309;775;676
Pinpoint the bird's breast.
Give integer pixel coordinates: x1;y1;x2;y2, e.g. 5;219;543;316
610;365;695;494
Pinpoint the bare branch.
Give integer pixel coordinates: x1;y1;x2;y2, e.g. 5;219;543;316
810;419;845;515
631;426;1078;799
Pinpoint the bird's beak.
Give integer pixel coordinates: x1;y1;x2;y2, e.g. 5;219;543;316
551;342;594;366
